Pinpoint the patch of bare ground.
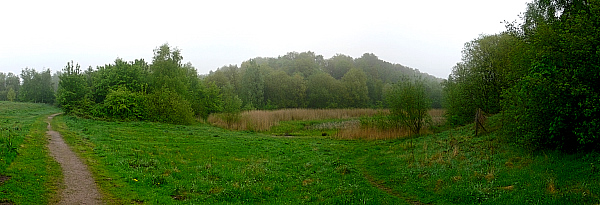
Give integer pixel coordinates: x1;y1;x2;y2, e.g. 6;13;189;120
0;175;10;185
0;199;14;205
46;113;103;205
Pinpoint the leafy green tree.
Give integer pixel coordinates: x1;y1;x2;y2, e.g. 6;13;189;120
240;60;265;109
101;86;146;120
0;72;6;101
56;61;92;115
502;0;600;150
92;58;148;103
325;54;354;79
19;68;55;104
6;87;15;102
145;87;194;125
307;72;343;108
264;70;306;108
386;78;431;135
444;33;522;125
220;83;243;128
0;72;20;101
341;68;369;108
4;73;20;101
279;52;322;77
149;44;188;97
195;81;222;121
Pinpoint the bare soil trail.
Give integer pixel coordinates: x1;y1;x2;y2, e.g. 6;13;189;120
46;113;103;205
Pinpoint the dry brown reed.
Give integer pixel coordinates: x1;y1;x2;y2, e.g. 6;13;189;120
334;109;446;140
207;108;386;131
429;109;446;126
334;127;411;140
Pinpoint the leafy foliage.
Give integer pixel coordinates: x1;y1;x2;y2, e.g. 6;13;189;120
145;87;194;125
19;68;55;104
385;79;431;135
100;87;146;121
56;61;92;115
447;0;600;150
444;34;523;126
206;52;443;110
501;0;600;150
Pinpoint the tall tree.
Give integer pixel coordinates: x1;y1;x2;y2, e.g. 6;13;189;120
150;43;188;97
265;70;306;108
444;33;522;125
240;60;265;109
306;72;343;108
6;87;15;102
325;54;354;79
341;68;369;108
502;0;600;150
19;68;55;104
56;61;91;114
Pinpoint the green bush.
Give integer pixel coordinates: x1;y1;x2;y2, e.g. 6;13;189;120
145;88;195;125
101;87;146;121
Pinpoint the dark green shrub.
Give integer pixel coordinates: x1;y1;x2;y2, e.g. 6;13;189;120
145;88;195;125
101;87;146;121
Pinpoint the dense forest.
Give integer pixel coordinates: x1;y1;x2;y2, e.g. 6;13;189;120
0;45;443;125
445;0;599;151
204;52;443;110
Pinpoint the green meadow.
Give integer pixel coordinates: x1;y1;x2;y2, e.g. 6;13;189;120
1;102;599;204
55;114;600;204
0;102;61;204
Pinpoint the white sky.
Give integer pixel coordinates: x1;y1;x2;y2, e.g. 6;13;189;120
0;0;527;79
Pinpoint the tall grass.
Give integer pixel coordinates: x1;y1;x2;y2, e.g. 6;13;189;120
335;109;446;140
429;109;446;126
208;108;386;131
335;127;411;140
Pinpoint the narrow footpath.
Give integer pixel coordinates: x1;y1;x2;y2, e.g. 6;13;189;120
46;113;103;205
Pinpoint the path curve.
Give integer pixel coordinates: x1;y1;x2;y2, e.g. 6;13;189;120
46;113;103;205
358;156;429;205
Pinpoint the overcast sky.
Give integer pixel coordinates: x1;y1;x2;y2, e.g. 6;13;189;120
0;0;528;79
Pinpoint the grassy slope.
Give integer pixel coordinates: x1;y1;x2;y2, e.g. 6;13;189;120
0;101;61;204
54;114;600;204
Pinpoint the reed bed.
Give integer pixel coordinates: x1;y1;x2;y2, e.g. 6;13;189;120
429;109;446;126
334;127;410;140
334;109;446;140
207;108;387;131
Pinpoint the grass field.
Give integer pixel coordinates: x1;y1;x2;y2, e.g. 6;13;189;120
54;109;599;204
0;101;61;204
2;102;598;204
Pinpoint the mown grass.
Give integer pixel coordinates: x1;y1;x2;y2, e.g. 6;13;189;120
53;108;599;204
0;101;61;204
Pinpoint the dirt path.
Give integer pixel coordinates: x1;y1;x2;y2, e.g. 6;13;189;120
358;157;429;205
46;113;103;205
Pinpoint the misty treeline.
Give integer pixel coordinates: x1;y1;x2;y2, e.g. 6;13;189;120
0;44;443;125
0;69;55;103
205;52;442;110
445;0;599;151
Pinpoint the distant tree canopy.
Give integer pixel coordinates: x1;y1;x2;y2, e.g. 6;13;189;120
205;51;444;110
2;44;443;125
445;0;600;151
